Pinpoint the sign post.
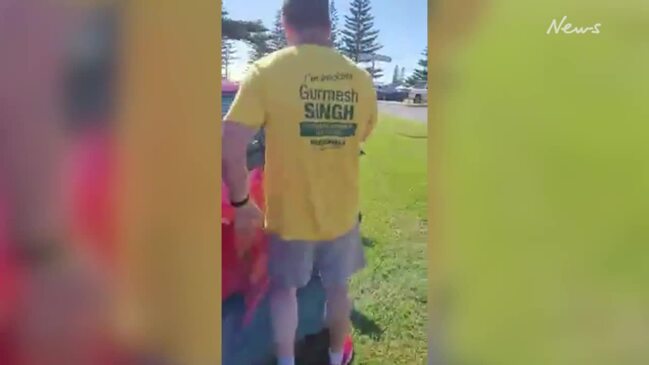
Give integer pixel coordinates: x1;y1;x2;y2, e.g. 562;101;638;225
358;53;392;77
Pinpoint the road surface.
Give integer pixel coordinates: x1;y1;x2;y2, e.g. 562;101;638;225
378;101;428;123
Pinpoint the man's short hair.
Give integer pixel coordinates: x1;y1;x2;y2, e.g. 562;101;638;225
282;0;331;31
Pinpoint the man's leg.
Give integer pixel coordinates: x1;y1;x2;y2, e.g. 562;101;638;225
269;287;299;363
316;225;366;365
324;284;352;359
268;236;315;365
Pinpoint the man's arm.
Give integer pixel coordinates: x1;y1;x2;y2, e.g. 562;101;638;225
361;76;379;142
222;121;257;203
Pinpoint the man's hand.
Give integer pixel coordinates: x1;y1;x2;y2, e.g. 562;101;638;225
234;201;264;257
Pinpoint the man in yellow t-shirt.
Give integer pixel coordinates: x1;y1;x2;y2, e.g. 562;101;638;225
222;1;377;364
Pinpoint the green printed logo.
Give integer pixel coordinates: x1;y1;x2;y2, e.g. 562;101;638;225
299;122;357;137
310;138;346;148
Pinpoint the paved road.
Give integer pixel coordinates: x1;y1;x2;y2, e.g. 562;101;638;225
378;101;427;123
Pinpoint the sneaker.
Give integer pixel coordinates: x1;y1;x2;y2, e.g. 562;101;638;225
340;335;354;365
298;330;354;365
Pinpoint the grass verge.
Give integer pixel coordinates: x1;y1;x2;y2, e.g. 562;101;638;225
351;115;428;364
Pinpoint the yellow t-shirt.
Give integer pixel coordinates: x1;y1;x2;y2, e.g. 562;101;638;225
225;45;378;241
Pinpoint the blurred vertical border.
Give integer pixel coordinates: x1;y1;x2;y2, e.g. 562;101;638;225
429;0;649;364
0;0;222;363
115;0;222;363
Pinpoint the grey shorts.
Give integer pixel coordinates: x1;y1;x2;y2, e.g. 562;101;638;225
268;224;366;289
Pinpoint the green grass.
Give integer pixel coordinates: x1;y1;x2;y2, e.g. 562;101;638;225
350;115;428;364
441;1;649;364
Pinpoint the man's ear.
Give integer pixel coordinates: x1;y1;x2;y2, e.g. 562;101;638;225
282;16;295;42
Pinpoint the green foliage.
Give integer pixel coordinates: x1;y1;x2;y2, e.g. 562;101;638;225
247;32;272;62
341;0;383;78
392;64;400;84
268;10;287;52
221;39;237;79
330;0;343;51
222;7;269;64
222;9;267;42
406;47;427;86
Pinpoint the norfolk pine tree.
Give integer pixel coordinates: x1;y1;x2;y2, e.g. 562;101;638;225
341;0;383;79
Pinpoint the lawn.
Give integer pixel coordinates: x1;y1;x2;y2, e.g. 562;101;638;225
350;114;429;364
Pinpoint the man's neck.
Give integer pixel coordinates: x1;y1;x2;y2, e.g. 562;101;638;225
290;30;332;48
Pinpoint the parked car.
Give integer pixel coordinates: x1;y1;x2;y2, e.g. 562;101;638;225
376;85;409;102
408;82;428;104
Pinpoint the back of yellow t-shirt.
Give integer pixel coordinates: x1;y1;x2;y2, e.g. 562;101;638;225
226;45;378;241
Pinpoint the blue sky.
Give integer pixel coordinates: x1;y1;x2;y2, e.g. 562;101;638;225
223;0;427;83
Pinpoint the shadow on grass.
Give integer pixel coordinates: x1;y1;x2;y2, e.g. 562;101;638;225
361;236;376;248
396;132;428;139
351;309;383;340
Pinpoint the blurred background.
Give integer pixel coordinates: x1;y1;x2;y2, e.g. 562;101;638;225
431;0;649;364
0;1;220;364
